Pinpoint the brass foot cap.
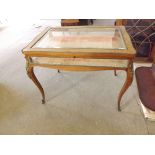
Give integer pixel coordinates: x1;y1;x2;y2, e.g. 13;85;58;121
42;99;45;104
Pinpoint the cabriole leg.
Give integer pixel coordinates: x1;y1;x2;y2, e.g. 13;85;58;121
26;57;45;104
117;63;133;111
114;70;117;76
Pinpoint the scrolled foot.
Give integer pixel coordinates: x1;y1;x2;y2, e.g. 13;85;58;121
118;106;121;111
42;99;45;104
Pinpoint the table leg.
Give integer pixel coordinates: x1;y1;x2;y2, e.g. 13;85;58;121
27;66;45;104
114;70;117;76
117;62;133;111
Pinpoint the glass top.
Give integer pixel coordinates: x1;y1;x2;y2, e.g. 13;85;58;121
32;27;126;50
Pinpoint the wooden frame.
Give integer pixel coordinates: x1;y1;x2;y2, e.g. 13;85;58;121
23;26;135;57
22;26;136;111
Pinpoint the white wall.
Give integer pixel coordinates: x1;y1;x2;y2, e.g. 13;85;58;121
0;0;62;25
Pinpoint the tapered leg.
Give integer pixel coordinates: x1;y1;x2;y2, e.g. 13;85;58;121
27;66;45;104
117;63;133;111
114;70;117;76
58;70;60;73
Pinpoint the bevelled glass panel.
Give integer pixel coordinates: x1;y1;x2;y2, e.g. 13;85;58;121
33;27;126;49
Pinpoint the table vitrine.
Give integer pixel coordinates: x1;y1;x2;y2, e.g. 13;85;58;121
22;26;136;111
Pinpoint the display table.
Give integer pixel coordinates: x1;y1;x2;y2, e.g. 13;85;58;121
22;26;136;111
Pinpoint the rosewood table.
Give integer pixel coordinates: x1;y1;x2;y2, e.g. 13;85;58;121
22;26;136;111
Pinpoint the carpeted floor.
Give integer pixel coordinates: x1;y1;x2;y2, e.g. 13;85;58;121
0;23;155;134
